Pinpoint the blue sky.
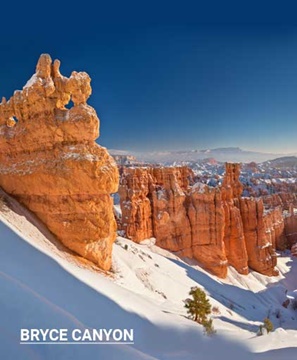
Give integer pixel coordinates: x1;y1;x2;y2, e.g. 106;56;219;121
1;1;297;153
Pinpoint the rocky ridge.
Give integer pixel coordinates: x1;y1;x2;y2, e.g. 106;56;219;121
0;54;119;270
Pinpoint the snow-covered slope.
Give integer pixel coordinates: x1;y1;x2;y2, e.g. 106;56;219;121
0;192;296;359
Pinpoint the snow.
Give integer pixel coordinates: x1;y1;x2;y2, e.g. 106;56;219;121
23;73;39;88
139;238;156;246
114;204;122;218
156;188;167;200
191;182;207;194
287;290;297;300
0;191;297;359
62;152;102;162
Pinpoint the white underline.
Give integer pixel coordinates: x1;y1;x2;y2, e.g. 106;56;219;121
20;342;134;345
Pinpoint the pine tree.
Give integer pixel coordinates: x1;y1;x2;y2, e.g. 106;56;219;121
184;287;211;324
202;318;216;336
258;324;264;336
263;318;274;333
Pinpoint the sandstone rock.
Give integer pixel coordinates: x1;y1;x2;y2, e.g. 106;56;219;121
118;167;153;242
0;54;119;270
222;199;248;275
284;205;297;247
221;163;248;275
221;163;243;200
265;207;286;250
239;198;278;276
262;194;297;249
119;166;228;277
279;192;297;209
263;193;297;211
187;183;227;277
119;163;284;278
119;166;193;250
263;194;284;209
149;167;192;253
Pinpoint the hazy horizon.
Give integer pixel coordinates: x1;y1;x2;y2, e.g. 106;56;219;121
108;146;297;156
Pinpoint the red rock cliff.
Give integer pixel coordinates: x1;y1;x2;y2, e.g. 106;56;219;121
239;198;278;276
0;54;119;270
118;167;153;242
149;167;192;253
187;183;227;277
119;163;286;278
262;193;297;249
221;164;248;275
263;193;297;211
284;205;297;246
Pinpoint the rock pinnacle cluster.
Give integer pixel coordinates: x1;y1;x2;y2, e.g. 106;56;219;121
118;164;286;277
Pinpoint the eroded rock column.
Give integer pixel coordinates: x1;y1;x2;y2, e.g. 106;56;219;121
0;54;119;270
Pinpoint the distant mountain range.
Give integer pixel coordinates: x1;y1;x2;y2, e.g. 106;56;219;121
262;156;297;169
109;147;296;164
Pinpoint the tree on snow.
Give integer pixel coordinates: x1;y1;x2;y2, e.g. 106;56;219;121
184;286;211;324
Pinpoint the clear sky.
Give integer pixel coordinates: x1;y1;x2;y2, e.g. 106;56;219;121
0;1;297;153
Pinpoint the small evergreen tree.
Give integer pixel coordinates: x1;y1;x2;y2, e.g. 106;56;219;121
258;324;264;336
184;287;211;324
202;318;216;336
263;318;274;333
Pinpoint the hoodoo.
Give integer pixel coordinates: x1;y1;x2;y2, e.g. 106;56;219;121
118;163;285;277
0;54;119;270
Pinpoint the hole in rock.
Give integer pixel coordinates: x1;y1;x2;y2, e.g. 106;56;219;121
65;99;74;109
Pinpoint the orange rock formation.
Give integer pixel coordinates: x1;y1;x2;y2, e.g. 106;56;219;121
239;198;278;276
263;193;297;211
187;183;227;277
284;205;297;246
262;193;297;249
0;54;119;270
149;167;192;253
119;163;286;277
221;164;248;275
118;167;153;241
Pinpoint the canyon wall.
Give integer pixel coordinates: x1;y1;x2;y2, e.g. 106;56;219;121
119;166;192;250
118;167;153;241
263;193;297;211
221;164;248;275
186;183;227;277
118;163;291;277
149;167;192;253
263;194;297;248
284;205;297;246
0;54;119;270
239;198;279;276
